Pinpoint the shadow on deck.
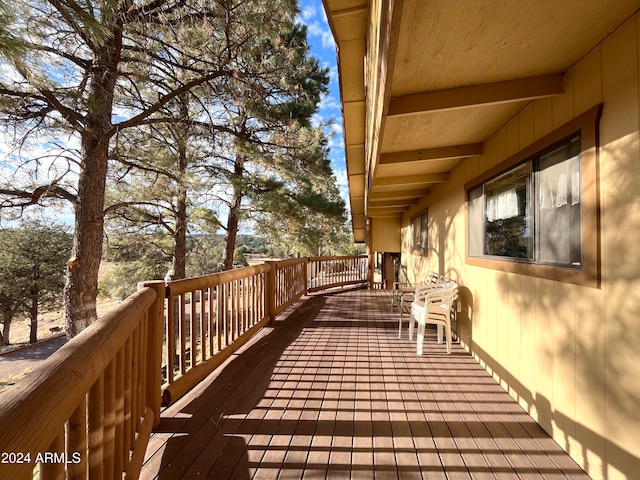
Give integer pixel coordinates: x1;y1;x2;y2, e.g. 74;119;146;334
140;288;589;479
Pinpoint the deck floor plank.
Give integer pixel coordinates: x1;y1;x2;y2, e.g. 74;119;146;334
140;289;590;480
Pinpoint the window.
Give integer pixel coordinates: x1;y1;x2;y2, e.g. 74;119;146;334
469;134;581;267
411;210;427;254
465;105;601;287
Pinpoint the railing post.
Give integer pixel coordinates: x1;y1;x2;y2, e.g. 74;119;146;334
139;280;166;426
265;261;277;325
304;257;310;294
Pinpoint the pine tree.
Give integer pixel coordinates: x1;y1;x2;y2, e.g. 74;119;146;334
0;0;300;336
0;221;71;344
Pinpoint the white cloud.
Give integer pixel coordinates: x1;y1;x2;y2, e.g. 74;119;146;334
306;21;336;50
300;3;317;21
321;29;336;50
320;94;342;112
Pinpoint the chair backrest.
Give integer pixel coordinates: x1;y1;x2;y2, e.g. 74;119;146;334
413;281;446;302
424;270;439;284
425;284;458;310
398;264;411;284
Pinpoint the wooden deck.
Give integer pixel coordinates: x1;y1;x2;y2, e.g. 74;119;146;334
140;288;590;479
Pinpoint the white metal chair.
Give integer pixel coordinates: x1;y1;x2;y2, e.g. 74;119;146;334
408;283;458;355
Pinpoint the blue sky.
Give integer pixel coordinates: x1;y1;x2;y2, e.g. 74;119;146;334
0;2;348;229
297;1;348;204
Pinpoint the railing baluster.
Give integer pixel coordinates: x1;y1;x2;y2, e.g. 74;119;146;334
130;327;139;438
40;426;65;480
209;286;215;357
167;297;175;384
138;314;148;426
201;289;207;363
217;284;224;350
179;294;186;375
115;348;125;476
191;291;197;369
88;375;104;480
134;317;147;434
103;359;116;480
123;337;132;460
68;397;87;480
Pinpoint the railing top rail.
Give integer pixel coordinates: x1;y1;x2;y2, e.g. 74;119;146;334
270;257;307;267
166;263;271;297
0;286;157;460
308;255;367;261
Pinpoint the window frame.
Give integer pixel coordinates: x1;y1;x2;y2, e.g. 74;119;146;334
411;209;428;255
464;104;602;288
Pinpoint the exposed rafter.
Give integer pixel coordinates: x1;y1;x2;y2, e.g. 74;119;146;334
388;74;564;116
368;199;418;208
373;173;449;187
379;144;483;164
332;5;368;17
368;212;403;218
369;189;430;200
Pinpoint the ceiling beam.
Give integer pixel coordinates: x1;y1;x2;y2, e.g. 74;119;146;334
373;173;449;187
369;189;430;200
379;143;483;164
368;199;418;208
368;212;403;218
367;205;410;212
332;5;367;17
388;74;564;116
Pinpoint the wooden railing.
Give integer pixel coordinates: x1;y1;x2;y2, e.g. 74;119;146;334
270;258;308;316
0;282;165;480
308;255;368;292
160;264;271;405
0;255;366;479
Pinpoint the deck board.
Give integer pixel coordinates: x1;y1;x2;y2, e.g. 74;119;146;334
140;288;590;480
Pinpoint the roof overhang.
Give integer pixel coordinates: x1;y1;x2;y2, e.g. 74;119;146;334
323;0;640;244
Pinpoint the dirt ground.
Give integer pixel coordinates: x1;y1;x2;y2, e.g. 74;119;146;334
0;299;117;355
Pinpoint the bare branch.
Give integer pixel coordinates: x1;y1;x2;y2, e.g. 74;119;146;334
0;184;77;208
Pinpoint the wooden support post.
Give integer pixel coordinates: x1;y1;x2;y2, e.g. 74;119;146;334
137;283;165;420
265;261;277;325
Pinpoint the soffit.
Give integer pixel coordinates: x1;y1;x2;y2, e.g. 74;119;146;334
323;0;368;242
324;0;640;245
369;0;640;224
392;0;639;96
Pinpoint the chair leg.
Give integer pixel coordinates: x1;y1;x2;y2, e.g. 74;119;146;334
408;314;414;341
416;321;425;355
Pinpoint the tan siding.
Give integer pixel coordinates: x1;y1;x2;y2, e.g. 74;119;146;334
370;217;402;252
401;11;640;478
600;15;640;472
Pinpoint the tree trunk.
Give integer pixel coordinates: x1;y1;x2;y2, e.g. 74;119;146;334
173;193;187;280
29;286;38;344
2;312;11;346
222;156;245;271
172;103;189;281
64;21;123;338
